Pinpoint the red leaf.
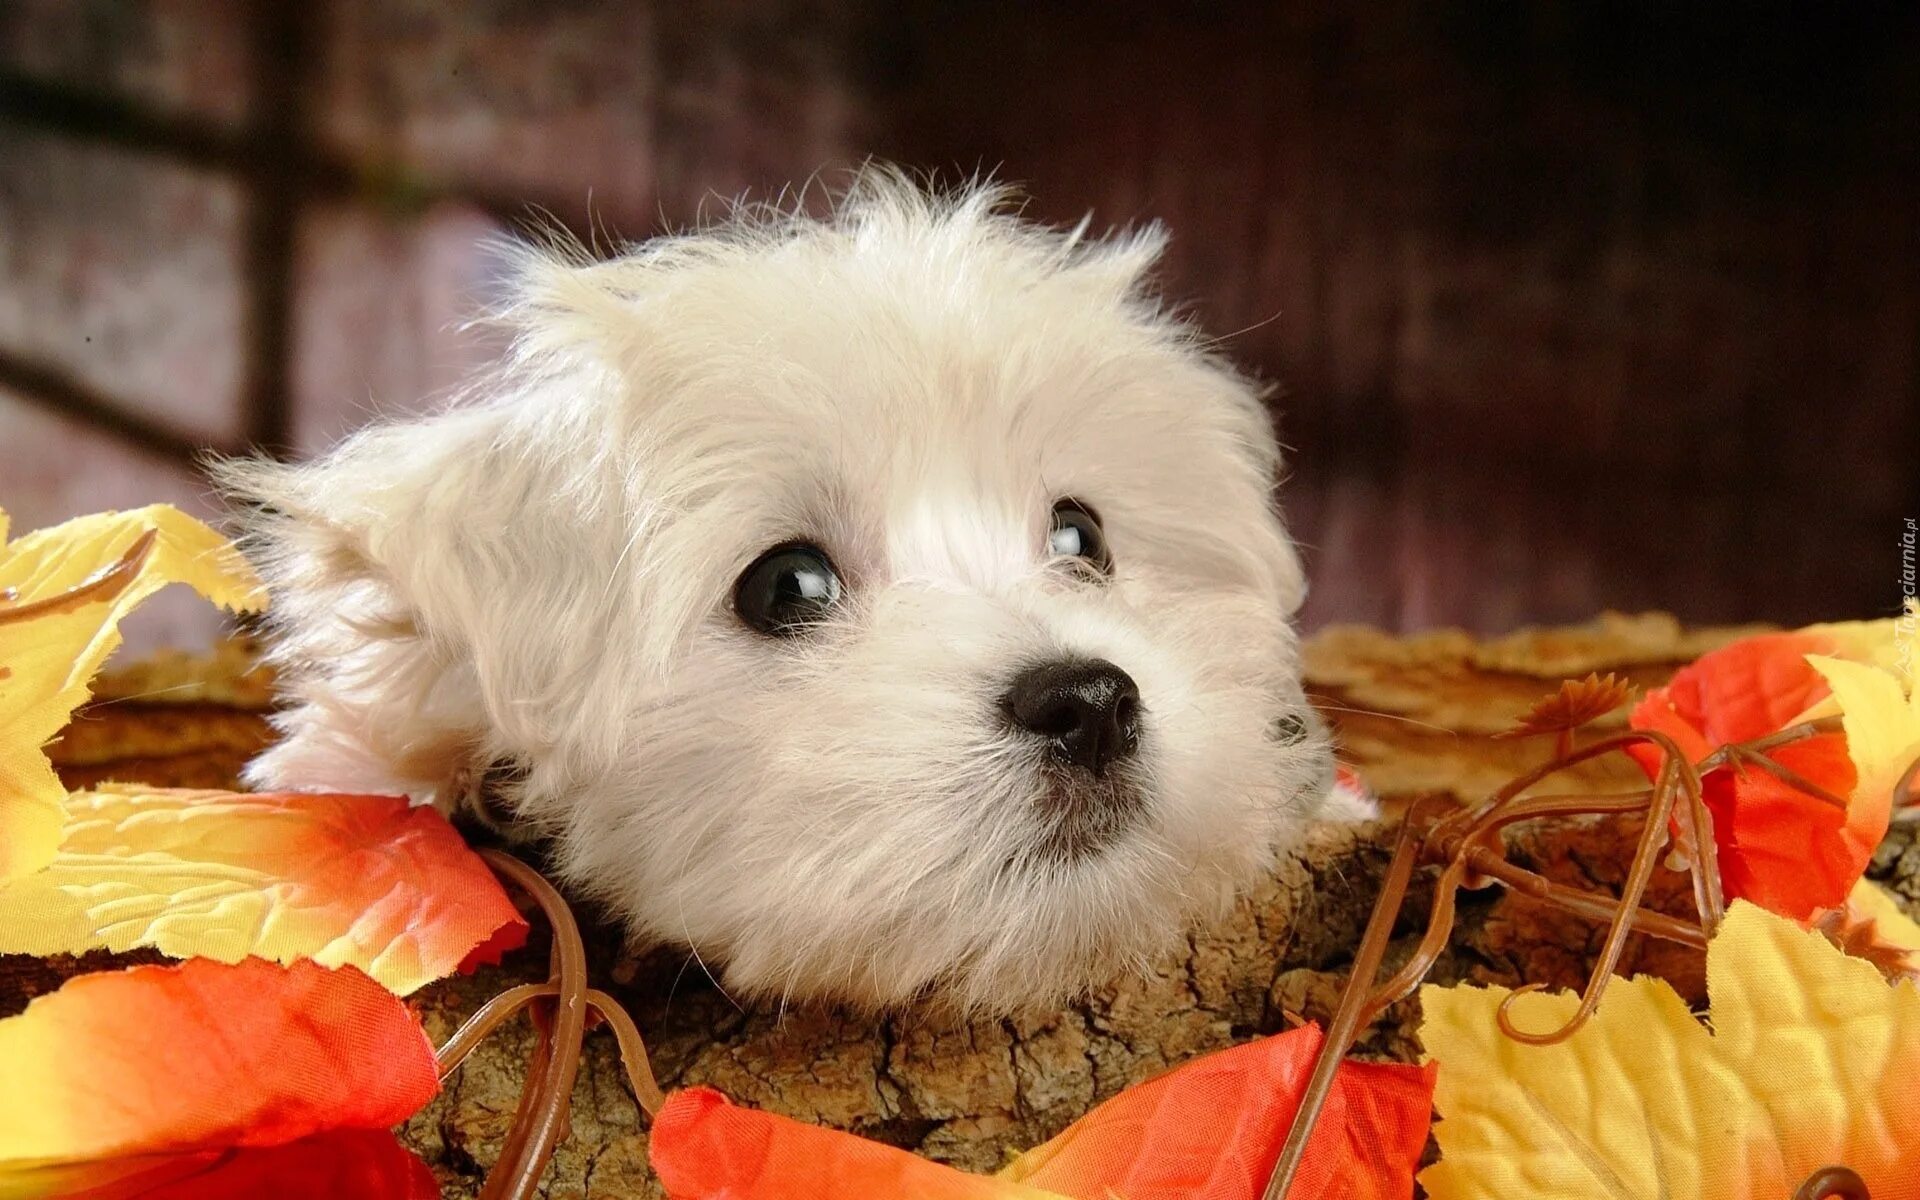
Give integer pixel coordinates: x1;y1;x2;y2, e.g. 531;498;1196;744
16;1129;439;1200
1627;632;1865;920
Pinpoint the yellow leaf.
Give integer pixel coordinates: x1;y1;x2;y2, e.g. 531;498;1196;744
0;505;264;881
1419;902;1920;1200
0;785;525;995
1847;879;1920;950
1806;654;1920;805
1800;603;1917;676
1783;607;1913;725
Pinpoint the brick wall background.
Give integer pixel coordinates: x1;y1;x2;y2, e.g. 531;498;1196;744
2;1;1916;653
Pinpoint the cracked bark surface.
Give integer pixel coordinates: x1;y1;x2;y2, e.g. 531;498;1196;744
17;614;1917;1199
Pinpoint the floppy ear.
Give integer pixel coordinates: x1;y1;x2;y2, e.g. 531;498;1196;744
1176;359;1309;619
1238;398;1309;618
213;388;635;805
1060;217;1309;617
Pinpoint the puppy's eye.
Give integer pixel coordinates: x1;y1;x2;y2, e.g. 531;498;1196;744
735;543;844;636
1047;498;1112;576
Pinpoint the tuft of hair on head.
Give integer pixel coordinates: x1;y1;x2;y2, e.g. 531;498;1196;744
485;163;1175;374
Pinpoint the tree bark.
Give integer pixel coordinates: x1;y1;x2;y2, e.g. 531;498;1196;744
20;614;1915;1199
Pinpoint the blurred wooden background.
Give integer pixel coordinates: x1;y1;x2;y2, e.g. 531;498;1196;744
2;1;1915;650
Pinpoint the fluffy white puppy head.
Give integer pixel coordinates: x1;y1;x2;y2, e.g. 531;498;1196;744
220;172;1337;1011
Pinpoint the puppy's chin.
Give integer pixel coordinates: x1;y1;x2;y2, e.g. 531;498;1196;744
1019;768;1150;866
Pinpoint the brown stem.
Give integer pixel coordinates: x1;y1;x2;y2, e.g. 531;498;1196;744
1794;1166;1871;1200
1497;749;1681;1044
1670;745;1723;937
1369;731;1697;1017
1261;795;1448;1200
1722;743;1852;811
1476;732;1670;810
1361;843;1475;1020
437;981;667;1118
1458;851;1707;949
1892;753;1918;811
586;988;668;1116
436;982;555;1081
1499;789;1656;811
476;849;591;1200
1696;717;1843;771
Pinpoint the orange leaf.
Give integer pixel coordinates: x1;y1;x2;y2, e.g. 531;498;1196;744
650;1025;1435;1200
1002;1025;1434;1200
1627;632;1863;919
8;1129;438;1200
0;958;439;1173
0;785;527;995
651;1087;1061;1200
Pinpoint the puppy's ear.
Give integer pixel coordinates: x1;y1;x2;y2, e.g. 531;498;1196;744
1057;218;1171;308
213;393;630;804
1231;389;1309;617
1059;218;1309;616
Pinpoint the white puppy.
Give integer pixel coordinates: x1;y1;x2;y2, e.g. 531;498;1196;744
218;171;1343;1012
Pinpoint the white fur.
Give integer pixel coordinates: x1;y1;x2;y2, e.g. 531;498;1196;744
217;170;1336;1012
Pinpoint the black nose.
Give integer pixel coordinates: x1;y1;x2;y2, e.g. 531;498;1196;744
1003;659;1142;777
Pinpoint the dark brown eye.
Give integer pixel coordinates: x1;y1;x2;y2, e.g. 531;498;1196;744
1047;498;1112;576
735;543;843;636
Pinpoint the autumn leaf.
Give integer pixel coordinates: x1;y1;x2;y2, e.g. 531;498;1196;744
0;785;526;995
1496;673;1634;740
0;506;265;881
653;1086;1068;1200
1627;631;1864;919
1000;1023;1433;1200
1419;901;1920;1200
1800;602;1920;677
0;958;439;1180
1807;653;1920;807
651;1024;1435;1200
2;1129;438;1200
